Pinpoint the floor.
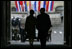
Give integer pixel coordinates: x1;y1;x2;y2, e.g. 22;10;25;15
10;20;64;45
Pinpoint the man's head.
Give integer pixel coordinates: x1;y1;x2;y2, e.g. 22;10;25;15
40;8;45;14
30;10;34;15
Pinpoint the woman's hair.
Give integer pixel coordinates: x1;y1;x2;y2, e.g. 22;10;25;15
30;10;34;15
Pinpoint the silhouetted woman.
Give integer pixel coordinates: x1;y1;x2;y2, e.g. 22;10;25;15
25;10;36;47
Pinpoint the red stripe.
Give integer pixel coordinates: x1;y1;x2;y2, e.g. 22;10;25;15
19;1;23;5
51;1;54;11
38;1;41;11
29;1;31;10
15;1;19;11
46;1;49;12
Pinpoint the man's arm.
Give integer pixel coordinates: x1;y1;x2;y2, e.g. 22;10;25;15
48;14;52;27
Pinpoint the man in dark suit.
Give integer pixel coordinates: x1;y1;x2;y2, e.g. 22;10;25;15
36;8;52;48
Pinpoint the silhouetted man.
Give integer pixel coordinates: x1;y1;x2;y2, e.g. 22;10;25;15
25;10;36;47
36;8;52;48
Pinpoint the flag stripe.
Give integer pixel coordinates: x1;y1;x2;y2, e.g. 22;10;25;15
29;1;31;10
32;1;35;11
46;1;49;12
34;1;36;11
19;1;23;5
38;1;41;11
50;1;52;11
27;1;29;11
36;1;38;11
24;1;25;12
40;1;44;8
18;1;21;11
23;1;25;12
19;1;24;11
51;1;54;11
25;1;27;11
48;1;51;12
43;1;46;8
17;1;20;12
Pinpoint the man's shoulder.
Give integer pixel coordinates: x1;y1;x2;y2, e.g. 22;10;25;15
44;13;49;16
37;13;49;17
37;14;42;18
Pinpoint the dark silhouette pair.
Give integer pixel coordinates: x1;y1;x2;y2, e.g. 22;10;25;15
25;8;52;48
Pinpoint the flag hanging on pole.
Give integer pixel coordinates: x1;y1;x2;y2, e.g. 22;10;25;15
40;1;44;9
25;1;27;11
43;1;46;9
48;1;54;12
15;1;18;11
27;1;29;11
29;1;31;10
34;1;36;11
51;1;54;11
36;1;38;11
38;1;41;11
19;1;23;11
46;1;49;12
31;1;35;11
18;1;21;12
15;1;21;12
23;1;25;12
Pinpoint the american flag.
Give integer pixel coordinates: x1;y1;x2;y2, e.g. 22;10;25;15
15;1;54;12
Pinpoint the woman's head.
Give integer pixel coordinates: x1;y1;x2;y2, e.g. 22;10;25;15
30;10;34;15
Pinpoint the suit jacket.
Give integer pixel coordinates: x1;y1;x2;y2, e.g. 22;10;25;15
36;13;52;38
